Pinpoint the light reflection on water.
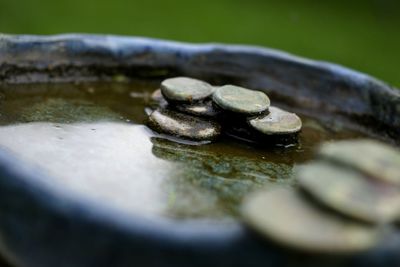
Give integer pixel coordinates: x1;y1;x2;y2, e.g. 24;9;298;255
0;122;178;218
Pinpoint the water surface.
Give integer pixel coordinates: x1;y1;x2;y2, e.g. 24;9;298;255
0;81;368;220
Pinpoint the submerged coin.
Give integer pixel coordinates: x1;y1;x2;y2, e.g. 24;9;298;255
297;161;400;224
174;100;220;118
318;139;400;186
160;77;214;103
249;106;302;135
241;188;381;253
212;85;270;115
148;108;221;141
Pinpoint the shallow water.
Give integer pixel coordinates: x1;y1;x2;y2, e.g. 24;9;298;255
0;81;368;220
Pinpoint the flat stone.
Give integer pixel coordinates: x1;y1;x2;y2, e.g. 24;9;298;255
212;85;270;115
241;188;381;253
297;161;400;224
174;100;220;118
148;108;221;141
318;139;400;186
160;77;214;103
248;106;302;135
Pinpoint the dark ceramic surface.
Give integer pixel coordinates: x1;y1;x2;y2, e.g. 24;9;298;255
0;34;399;267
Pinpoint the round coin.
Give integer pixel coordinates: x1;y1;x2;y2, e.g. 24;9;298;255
174;100;220;118
297;161;400;224
241;188;381;253
148;108;221;141
318;139;400;186
160;77;214;103
212;85;270;115
248;106;302;135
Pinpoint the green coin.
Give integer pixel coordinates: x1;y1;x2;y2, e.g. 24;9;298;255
318;139;400;186
241;188;381;253
248;106;302;135
148;108;221;141
212;85;270;115
297;161;400;224
160;77;214;103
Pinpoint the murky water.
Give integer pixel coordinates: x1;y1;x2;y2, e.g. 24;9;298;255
0;81;368;220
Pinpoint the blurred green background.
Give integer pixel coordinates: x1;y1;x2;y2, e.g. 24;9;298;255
0;0;399;87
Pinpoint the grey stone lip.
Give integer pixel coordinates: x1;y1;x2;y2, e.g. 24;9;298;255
0;34;399;267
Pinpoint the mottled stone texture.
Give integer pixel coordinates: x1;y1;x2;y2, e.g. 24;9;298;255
0;34;399;267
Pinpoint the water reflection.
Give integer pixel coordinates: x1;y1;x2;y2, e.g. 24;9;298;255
0;122;177;218
0;121;295;220
151;138;294;218
0;82;368;220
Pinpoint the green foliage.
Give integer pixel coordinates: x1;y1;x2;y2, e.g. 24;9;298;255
0;0;399;87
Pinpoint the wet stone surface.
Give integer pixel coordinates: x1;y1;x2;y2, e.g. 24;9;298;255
212;85;270;115
174;100;220;118
241;188;382;253
318;139;400;186
148;108;221;141
249;106;302;135
160;77;214;103
297;161;400;224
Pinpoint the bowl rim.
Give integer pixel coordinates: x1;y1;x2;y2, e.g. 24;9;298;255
0;34;399;267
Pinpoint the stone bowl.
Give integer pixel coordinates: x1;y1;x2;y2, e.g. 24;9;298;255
0;34;399;267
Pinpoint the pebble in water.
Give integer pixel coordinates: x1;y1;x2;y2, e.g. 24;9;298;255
148;108;221;141
297;161;400;224
149;77;301;145
161;77;215;103
248;106;302;135
174;100;220;118
241;188;382;253
318;139;400;186
212;85;270;115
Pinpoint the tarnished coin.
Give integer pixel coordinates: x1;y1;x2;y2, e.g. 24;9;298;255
160;77;214;103
174;100;220;118
297;161;400;224
212;85;270;115
150;89;164;102
241;188;381;253
248;106;302;135
149;89;168;107
148;108;221;141
318;139;400;186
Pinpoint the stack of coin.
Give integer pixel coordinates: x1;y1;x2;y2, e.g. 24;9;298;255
147;77;302;145
241;139;400;253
